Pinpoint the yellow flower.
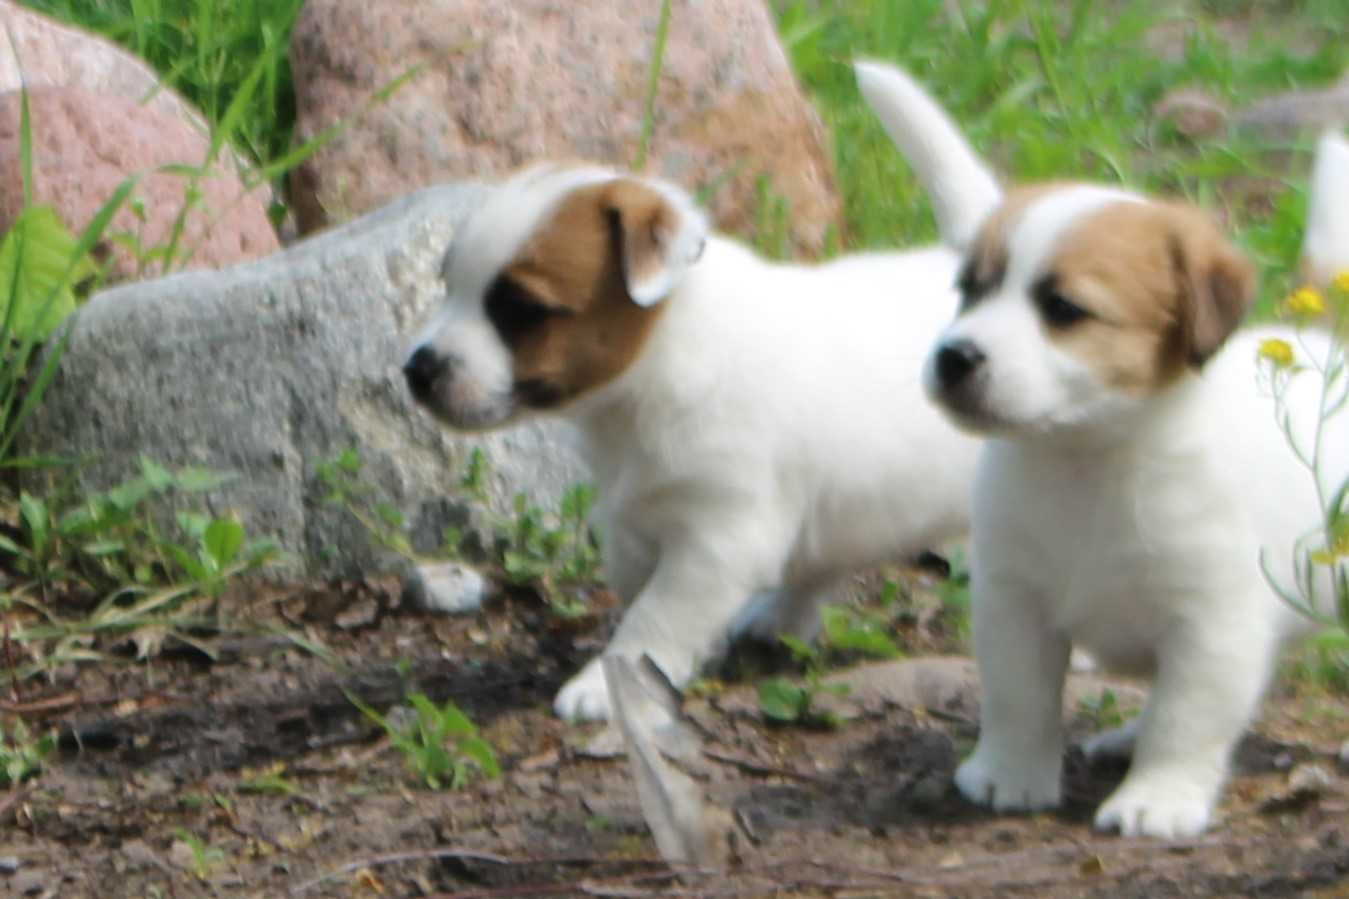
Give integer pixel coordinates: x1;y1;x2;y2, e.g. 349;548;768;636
1334;270;1349;294
1285;286;1325;317
1258;337;1295;368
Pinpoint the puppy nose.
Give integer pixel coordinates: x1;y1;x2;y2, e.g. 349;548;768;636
403;345;446;399
934;339;986;390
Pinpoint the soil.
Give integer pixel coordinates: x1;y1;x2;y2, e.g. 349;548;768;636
4;569;1347;899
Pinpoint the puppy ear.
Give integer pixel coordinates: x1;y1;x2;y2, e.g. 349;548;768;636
1169;218;1256;368
602;179;708;307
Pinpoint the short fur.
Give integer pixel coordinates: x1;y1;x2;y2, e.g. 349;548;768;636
860;62;1349;839
405;160;983;721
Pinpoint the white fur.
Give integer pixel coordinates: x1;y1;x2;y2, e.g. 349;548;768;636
860;61;1349;839
406;164;984;722
1300;129;1349;286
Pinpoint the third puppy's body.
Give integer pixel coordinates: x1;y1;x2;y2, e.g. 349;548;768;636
858;62;1349;839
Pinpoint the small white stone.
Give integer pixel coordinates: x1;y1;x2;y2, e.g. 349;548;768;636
403;561;488;615
1338;740;1348;771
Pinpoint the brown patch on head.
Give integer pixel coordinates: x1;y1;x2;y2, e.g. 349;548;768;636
960;183;1073;306
1041;200;1255;393
488;178;675;408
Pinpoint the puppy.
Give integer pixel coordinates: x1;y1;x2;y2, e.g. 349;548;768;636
403;159;990;721
859;62;1349;838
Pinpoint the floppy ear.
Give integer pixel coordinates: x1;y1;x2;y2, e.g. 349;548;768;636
602;179;708;307
1169;218;1256;368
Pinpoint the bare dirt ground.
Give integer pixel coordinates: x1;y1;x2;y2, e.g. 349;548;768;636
3;568;1347;899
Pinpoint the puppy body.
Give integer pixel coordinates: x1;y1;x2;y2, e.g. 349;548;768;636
860;62;1349;839
406;163;983;721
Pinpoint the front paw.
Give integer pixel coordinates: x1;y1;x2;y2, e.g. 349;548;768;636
1095;776;1213;839
554;659;612;722
955;747;1062;812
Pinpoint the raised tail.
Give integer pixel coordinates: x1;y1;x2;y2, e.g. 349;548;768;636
1299;129;1349;287
854;60;1001;253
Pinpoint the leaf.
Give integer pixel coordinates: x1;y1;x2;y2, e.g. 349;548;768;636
758;678;807;723
107;478;154;511
0;205;92;341
19;490;48;554
459;736;501;778
202;517;245;567
822;607;902;659
778;634;816;664
139;456;174;492
175;467;236;492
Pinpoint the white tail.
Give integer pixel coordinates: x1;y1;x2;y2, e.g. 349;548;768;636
1300;129;1349;287
854;60;1002;253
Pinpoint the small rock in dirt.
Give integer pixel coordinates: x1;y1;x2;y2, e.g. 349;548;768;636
403;561;489;615
0;855;19;872
1233;73;1349;136
1153;87;1229;139
1339;740;1348;771
1260;762;1337;813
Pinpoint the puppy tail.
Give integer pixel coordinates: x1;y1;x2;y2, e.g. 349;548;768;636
854;60;1001;254
1299;129;1349;287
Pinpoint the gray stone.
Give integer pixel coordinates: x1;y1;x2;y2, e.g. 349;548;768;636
21;182;588;580
403;560;489;614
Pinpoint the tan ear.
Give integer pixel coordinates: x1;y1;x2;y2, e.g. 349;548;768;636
1169;217;1256;367
602;179;708;307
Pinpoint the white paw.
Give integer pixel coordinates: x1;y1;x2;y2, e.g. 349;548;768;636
1094;778;1213;839
1083;717;1141;762
955;747;1062;812
553;659;612;722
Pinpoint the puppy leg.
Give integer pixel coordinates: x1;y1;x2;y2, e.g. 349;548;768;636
554;538;762;721
732;579;836;644
1094;615;1272;839
956;581;1070;812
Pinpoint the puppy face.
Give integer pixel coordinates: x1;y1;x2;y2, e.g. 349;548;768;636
404;165;708;430
925;184;1255;437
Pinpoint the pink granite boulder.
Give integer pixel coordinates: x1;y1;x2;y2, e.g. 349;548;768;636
290;0;842;255
0;87;279;279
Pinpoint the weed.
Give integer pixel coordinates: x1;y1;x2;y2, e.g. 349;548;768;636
632;0;674;171
757;634;851;728
172;828;226;881
1257;280;1349;651
237;762;302;798
819;604;902;659
935;549;973;647
0;459;282;682
0;715;55;786
347;690;500;790
320;447;601;619
1078;688;1129;731
1283;627;1349;694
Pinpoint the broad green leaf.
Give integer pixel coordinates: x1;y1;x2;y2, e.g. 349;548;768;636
202;517;245;567
758;677;807;723
0;206;92;341
139;456;174;492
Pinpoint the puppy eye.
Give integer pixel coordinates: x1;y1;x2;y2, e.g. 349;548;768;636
1032;277;1089;328
485;276;558;343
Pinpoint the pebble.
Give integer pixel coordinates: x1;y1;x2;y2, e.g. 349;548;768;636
402;561;488;615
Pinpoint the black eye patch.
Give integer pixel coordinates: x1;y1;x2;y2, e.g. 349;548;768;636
955;257;1004;312
1031;274;1090;329
484;276;564;345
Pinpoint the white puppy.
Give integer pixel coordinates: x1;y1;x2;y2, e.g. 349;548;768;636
403;157;991;721
859;63;1349;839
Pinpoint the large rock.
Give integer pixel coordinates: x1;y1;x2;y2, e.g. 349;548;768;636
0;1;205;127
0;87;279;278
290;0;841;256
21;182;588;580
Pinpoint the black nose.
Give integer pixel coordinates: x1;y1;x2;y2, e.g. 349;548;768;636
403;345;446;399
934;339;986;390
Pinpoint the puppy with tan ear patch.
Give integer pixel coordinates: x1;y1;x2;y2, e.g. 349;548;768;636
405;161;986;722
860;63;1349;839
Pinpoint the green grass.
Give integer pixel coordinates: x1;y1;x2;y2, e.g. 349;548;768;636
21;0;305;175
775;0;1349;309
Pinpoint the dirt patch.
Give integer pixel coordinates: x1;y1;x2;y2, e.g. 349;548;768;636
2;574;1346;899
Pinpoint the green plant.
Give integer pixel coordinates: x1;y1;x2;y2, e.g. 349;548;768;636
757;634;850;728
1078;687;1128;731
0;715;55;786
320;447;601;619
632;0;674;171
935;549;973;646
1258;279;1349;639
819;603;903;659
0;459;282;681
348;690;500;790
173;828;226;881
